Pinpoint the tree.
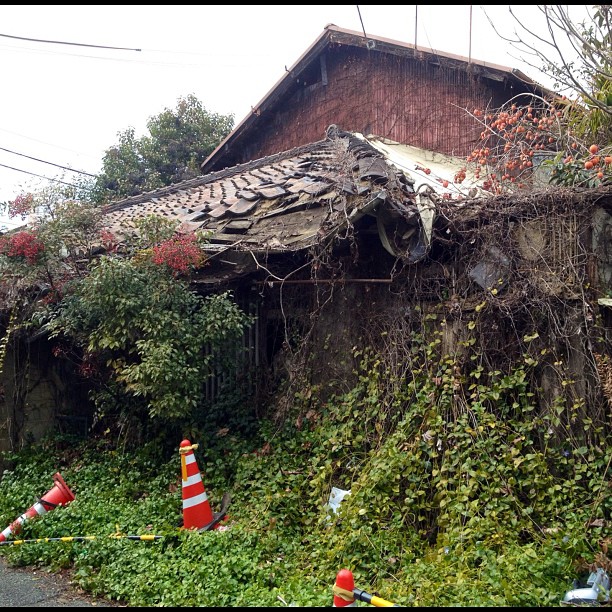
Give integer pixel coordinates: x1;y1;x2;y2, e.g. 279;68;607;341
0;89;250;431
461;6;612;191
1;184;253;427
92;94;234;203
488;6;612;141
0;183;105;311
44;253;252;422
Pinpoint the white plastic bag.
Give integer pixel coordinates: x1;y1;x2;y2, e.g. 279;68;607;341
326;486;351;518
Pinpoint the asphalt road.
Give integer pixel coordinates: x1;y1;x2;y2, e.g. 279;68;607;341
0;555;120;607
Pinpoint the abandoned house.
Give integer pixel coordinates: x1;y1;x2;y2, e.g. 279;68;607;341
1;24;611;453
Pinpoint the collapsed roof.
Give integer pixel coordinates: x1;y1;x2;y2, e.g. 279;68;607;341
102;127;486;284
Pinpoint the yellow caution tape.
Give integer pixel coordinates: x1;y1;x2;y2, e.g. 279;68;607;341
333;584;355;602
1;534;163;546
369;594;398;607
179;443;199;454
353;586;400;607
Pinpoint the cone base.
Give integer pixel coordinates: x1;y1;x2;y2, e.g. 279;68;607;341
40;472;75;509
184;492;231;532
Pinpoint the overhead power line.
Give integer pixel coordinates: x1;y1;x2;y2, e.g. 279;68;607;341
0;126;100;159
0;146;96;177
0;40;255;68
0;32;141;52
0;162;79;188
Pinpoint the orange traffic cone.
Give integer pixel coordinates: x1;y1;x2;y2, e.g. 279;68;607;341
333;569;357;607
0;472;75;543
179;439;218;531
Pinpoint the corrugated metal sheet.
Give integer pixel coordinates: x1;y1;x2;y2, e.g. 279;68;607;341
363;135;484;198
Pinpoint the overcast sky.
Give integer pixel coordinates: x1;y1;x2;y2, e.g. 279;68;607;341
0;5;588;229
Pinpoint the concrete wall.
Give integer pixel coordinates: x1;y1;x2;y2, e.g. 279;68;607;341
0;336;92;463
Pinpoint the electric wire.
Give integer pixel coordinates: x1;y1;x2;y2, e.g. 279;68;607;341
0;19;284;184
0;146;96;177
0;31;141;52
356;5;368;39
0;30;270;59
0;127;100;159
0;162;79;188
0;30;271;67
0;40;266;68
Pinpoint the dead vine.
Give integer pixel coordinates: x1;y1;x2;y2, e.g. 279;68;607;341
275;182;612;443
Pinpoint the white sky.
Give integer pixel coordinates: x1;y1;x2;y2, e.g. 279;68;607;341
0;5;588;229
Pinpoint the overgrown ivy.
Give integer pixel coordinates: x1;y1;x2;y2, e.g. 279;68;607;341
0;328;609;606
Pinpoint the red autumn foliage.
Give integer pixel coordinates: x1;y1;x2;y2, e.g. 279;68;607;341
99;229;118;254
0;229;45;264
150;233;205;276
7;193;34;219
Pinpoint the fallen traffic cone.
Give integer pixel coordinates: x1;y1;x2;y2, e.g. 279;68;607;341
0;472;75;543
179;439;229;531
333;569;357;607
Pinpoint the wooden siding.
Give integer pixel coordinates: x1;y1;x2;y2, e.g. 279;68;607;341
224;46;529;169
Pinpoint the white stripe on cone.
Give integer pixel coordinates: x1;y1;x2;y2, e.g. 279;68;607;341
183;492;209;509
0;502;47;541
183;473;203;487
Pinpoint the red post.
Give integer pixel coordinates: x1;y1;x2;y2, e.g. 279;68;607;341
333;569;356;607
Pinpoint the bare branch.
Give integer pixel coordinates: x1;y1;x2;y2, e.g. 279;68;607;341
487;5;612;120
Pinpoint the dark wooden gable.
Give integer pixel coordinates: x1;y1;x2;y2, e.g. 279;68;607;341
202;24;550;174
